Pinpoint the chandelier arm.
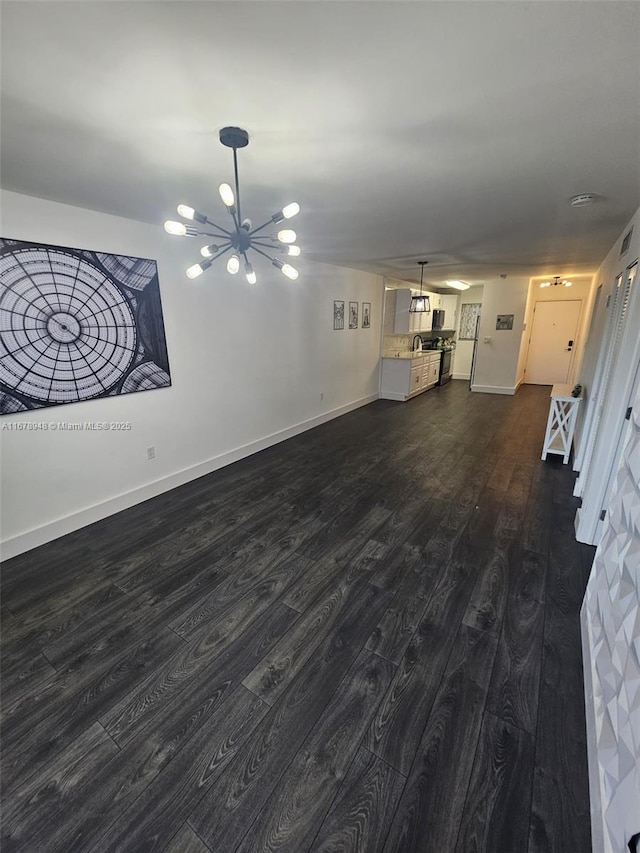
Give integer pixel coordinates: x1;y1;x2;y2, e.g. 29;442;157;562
201;243;234;263
251;246;279;264
224;205;241;232
202;220;233;237
248;219;276;238
251;240;285;250
200;229;232;241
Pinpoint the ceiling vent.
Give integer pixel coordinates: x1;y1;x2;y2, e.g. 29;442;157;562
620;227;633;256
570;193;598;207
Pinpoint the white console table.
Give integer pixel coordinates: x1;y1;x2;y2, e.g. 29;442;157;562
541;383;583;464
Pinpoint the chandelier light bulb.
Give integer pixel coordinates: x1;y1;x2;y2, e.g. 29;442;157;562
277;229;297;244
186;263;204;279
227;254;240;275
287;245;301;257
177;204;207;224
281;264;299;280
563;280;573;287
219;183;235;208
200;244;219;258
245;262;257;285
282;202;300;219
164;220;187;236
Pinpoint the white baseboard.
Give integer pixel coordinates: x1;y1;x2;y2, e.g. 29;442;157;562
1;393;379;560
573;475;583;498
581;603;605;853
379;391;407;402
470;384;517;396
452;372;470;380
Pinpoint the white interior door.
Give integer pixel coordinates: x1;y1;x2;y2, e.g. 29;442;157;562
524;299;582;385
575;262;638;544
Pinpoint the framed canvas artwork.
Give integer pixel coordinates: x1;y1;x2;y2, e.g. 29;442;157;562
349;301;358;329
333;300;345;330
0;238;171;414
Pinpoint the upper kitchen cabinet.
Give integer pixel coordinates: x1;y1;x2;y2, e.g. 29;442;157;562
439;294;459;330
384;288;436;334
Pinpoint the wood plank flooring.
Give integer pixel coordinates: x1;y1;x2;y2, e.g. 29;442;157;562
0;381;595;852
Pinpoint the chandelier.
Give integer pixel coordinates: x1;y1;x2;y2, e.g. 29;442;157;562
409;261;431;312
163;127;300;283
540;276;572;288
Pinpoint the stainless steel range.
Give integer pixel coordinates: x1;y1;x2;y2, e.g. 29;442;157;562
438;348;453;385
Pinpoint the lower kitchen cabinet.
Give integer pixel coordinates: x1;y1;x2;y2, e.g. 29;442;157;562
380;352;442;401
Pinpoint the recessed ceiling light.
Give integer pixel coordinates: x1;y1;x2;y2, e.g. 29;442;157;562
570;193;598;207
445;280;470;291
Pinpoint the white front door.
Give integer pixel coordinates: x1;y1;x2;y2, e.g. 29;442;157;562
525;299;582;385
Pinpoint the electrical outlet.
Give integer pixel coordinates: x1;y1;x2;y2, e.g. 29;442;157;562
146;446;156;460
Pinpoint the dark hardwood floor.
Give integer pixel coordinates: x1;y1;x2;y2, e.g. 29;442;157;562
0;381;595;852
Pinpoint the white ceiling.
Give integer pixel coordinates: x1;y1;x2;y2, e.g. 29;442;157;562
1;1;639;289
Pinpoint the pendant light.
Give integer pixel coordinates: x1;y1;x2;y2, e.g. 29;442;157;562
164;127;301;284
409;261;431;313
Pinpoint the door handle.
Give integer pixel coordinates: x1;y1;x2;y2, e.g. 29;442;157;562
566;339;574;352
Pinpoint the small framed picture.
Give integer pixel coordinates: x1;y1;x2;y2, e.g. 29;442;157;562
362;302;371;329
496;314;514;330
333;300;345;330
349;301;358;329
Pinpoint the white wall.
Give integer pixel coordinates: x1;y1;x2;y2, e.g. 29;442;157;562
575;205;640;852
581;382;640;853
452;285;483;379
471;276;529;394
0;190;384;557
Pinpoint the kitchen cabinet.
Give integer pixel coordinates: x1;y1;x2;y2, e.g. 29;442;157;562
439;294;459;330
424;355;440;387
380;351;442;401
384;288;438;334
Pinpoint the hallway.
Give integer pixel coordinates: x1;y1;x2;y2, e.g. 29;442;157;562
0;382;593;852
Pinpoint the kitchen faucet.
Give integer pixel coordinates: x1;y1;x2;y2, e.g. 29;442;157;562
412;334;423;352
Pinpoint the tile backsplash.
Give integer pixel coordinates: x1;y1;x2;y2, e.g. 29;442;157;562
382;335;413;355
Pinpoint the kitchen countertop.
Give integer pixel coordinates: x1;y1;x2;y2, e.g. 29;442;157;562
381;350;443;360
